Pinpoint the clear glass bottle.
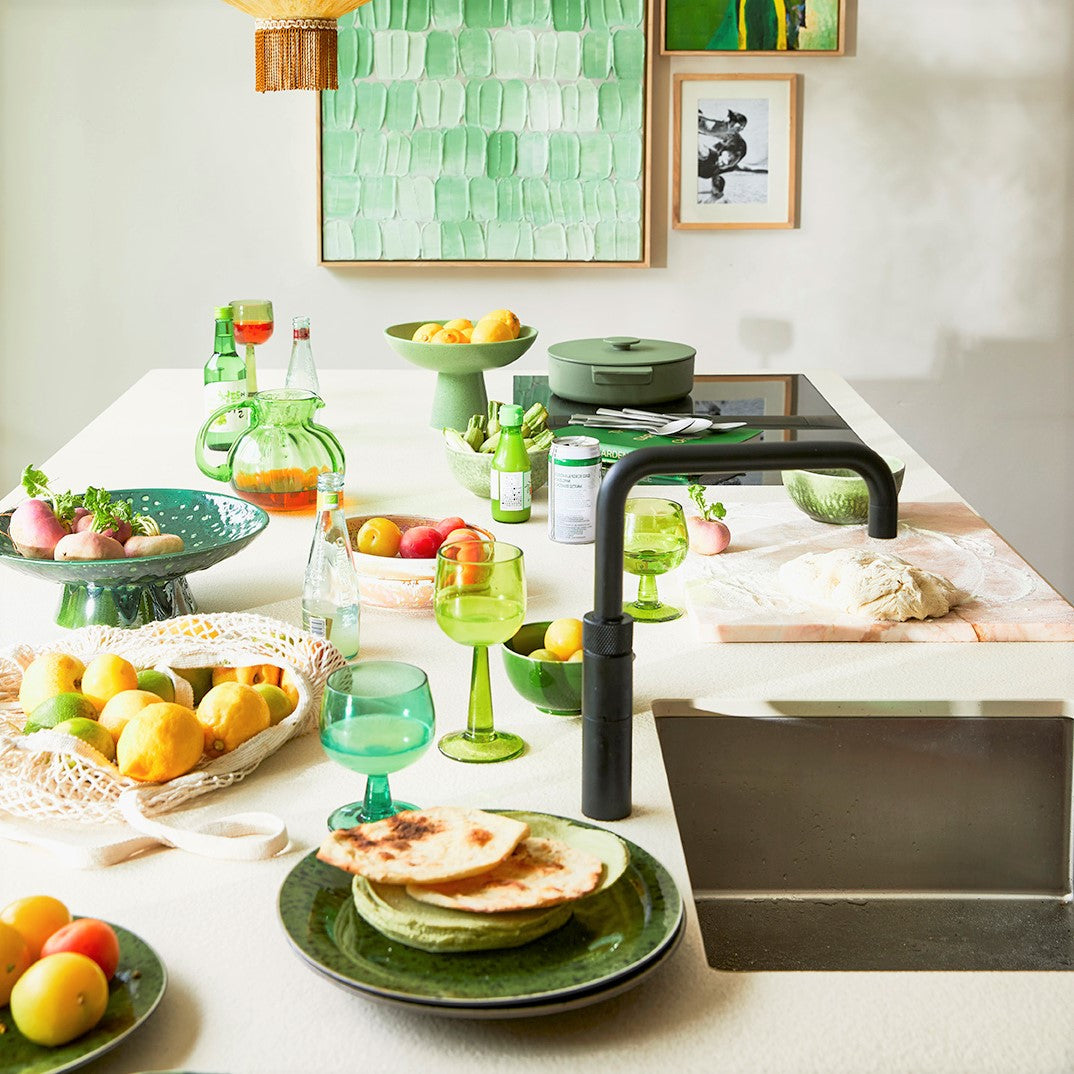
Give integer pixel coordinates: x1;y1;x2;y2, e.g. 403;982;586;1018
203;305;248;452
285;315;322;397
302;472;360;658
490;403;531;523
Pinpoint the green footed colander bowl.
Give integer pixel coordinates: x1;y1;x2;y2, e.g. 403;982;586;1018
0;488;269;629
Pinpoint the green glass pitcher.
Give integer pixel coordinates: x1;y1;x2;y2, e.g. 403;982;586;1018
195;388;345;511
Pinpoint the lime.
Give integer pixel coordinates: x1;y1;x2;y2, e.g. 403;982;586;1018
136;668;176;703
23;693;97;733
252;683;294;725
174;667;213;705
51;717;117;763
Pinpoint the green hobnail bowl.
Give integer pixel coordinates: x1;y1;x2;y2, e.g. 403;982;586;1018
782;456;905;525
384;322;538;430
444;442;550;499
0;488;268;628
502;622;582;716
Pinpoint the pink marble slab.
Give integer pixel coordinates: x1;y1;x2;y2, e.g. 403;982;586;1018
684;501;1074;643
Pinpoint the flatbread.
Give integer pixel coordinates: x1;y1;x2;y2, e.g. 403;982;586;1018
351;876;572;953
405;835;604;913
317;807;529;885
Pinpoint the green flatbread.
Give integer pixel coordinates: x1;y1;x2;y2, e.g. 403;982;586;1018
350;812;631;953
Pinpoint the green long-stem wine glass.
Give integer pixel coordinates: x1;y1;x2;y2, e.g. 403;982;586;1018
434;540;526;763
319;661;435;829
623;497;689;623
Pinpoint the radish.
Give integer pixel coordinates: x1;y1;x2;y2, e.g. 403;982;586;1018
686;484;731;556
9;499;70;559
54;531;126;561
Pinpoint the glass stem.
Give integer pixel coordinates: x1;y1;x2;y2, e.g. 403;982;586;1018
466;645;495;742
245;343;258;394
637;573;660;608
363;773;394;821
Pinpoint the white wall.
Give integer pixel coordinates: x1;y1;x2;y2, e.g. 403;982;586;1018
2;0;1071;597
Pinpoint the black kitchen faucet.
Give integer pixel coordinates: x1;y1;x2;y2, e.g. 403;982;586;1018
581;441;901;821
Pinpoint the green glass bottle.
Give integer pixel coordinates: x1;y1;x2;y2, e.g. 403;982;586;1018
490;403;531;523
203;305;248;452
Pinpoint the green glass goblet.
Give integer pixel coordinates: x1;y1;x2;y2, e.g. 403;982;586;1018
319;661;435;830
434;540;527;763
622;497;689;623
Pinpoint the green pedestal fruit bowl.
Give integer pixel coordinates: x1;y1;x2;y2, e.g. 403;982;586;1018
0;488;268;629
384;322;538;430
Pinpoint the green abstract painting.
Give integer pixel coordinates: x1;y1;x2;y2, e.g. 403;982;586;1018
663;0;841;54
321;0;650;264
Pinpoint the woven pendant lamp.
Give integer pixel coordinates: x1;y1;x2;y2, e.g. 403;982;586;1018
221;0;374;92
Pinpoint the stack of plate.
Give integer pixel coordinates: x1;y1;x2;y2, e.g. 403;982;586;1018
277;812;685;1019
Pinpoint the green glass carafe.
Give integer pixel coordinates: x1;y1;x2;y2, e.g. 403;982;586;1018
195;388;345;511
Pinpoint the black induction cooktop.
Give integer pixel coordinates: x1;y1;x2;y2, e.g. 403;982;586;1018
513;373;861;485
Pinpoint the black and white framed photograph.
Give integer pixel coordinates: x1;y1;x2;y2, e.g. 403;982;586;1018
673;74;797;229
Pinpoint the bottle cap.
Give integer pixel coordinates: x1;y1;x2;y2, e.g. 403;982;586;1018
498;403;524;426
293;315;310;328
215;305;233;321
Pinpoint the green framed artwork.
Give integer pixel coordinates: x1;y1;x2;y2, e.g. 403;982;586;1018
662;0;844;55
320;0;653;266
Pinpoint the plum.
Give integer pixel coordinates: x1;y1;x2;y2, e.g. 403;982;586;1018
53;531;126;561
9;499;70;559
399;526;444;560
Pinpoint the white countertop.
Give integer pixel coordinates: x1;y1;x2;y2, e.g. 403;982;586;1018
2;369;1073;1074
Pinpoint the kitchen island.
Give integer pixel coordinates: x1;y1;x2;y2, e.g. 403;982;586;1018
1;369;1073;1074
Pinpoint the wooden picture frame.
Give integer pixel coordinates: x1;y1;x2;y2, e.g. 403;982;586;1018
672;73;797;231
662;0;845;56
319;0;653;268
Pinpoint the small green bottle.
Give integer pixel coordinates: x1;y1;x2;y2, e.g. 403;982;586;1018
203;305;248;452
491;403;531;523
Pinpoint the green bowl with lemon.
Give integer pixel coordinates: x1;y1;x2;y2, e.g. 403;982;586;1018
501;621;583;716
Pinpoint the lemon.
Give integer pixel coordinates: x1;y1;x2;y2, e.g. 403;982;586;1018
52;717;117;763
212;664;281;688
567;650;585;662
23;692;97;733
431;327;466;344
443;318;473;331
197;682;271;757
252;683;295;725
18;653;85;716
480;309;521;338
412;322;442;343
279;668;300;710
99;689;165;744
116;703;204;782
81;654;139;713
470;317;514;344
0;921;31;1006
543;618;584;661
527;648;561;662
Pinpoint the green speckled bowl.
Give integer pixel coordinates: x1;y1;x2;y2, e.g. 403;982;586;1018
384;322;537;429
444;442;549;499
0;488;268;629
782;456;905;525
502;621;582;715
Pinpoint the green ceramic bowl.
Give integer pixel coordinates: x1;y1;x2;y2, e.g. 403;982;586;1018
384;322;538;430
782;456;905;525
445;443;549;500
502;622;582;716
0;488;268;628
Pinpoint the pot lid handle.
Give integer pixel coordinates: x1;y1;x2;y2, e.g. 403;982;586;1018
603;336;641;350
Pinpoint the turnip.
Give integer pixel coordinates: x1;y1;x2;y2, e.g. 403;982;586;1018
9;499;70;559
53;531;126;561
686;484;731;556
75;512;132;545
124;534;185;558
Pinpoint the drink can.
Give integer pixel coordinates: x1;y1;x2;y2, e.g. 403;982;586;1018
549;436;601;544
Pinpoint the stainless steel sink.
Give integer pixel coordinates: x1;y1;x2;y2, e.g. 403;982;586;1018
654;700;1074;971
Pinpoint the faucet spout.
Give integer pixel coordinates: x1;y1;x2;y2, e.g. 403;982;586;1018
582;440;899;821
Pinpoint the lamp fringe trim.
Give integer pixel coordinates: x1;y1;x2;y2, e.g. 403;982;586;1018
253;18;338;93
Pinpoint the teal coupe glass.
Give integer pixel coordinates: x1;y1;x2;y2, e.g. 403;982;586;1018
319;662;435;830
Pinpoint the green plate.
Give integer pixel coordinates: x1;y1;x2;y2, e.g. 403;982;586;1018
0;922;167;1074
0;488;268;628
278;812;684;1017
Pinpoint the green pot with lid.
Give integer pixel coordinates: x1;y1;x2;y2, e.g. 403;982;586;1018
547;335;696;406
